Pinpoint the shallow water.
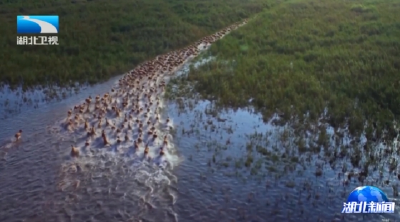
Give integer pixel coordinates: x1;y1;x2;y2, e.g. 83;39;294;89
166;99;400;222
0;23;399;222
1;73;398;222
0;64;185;221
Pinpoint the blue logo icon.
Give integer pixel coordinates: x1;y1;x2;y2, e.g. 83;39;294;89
17;15;59;34
342;186;395;213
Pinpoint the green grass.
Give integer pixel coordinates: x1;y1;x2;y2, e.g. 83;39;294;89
0;0;271;89
186;0;400;140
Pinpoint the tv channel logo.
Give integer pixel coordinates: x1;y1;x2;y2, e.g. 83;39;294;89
17;15;59;34
342;186;395;214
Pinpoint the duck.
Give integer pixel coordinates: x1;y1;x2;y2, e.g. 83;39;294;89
90;127;96;136
144;145;149;155
15;130;22;141
137;134;143;144
102;131;110;145
70;145;79;157
163;135;168;146
67;119;74;128
85;139;90;146
85;96;92;104
117;136;122;143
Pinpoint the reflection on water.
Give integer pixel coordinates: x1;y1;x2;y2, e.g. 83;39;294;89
1;28;399;222
1;22;257;222
0;75;399;221
1;80;399;222
0;82;98;120
168;100;399;222
1;71;400;222
0;71;184;221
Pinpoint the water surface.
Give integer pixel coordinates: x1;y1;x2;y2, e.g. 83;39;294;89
1;39;399;222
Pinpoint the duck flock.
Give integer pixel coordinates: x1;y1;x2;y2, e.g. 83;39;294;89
51;19;249;169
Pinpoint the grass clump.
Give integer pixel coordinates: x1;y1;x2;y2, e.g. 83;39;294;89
350;4;377;13
186;0;400;140
0;0;272;89
245;155;253;167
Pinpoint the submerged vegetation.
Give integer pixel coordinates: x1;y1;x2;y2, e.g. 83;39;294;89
184;0;400;140
169;96;400;220
0;0;270;89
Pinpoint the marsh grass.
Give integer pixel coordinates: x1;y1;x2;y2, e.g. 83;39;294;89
161;1;400;217
0;0;272;89
183;97;400;190
183;0;400;141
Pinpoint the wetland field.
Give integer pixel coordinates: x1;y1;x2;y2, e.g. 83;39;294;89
0;0;269;88
0;0;400;221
